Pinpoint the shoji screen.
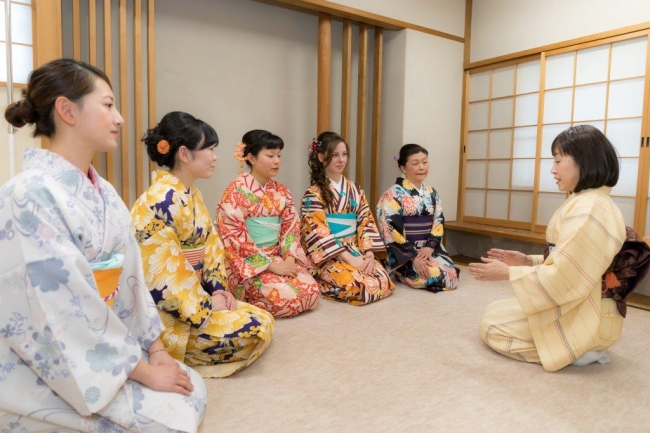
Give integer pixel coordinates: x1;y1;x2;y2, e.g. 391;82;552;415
464;58;541;229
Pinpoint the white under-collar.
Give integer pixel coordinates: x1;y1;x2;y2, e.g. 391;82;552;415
329;177;343;193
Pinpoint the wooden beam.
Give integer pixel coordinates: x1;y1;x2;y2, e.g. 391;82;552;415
463;0;472;66
341;19;352;178
355;24;368;188
134;0;144;197
119;0;130;201
148;0;157;174
317;13;331;134
262;0;464;43
89;0;99;169
105;0;115;183
72;0;80;59
370;27;383;209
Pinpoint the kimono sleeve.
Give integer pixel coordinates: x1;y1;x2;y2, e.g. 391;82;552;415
278;185;309;266
217;186;274;285
0;182;142;416
202;225;229;293
355;186;387;255
376;188;417;270
426;189;445;252
300;186;346;265
509;196;625;316
132;192;213;329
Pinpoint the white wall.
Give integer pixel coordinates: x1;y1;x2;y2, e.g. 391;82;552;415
330;0;465;38
471;0;650;62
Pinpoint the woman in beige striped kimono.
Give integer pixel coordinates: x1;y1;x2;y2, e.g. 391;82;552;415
468;125;627;372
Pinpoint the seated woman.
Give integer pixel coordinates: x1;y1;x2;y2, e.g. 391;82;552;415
217;130;320;318
300;131;395;305
469;125;627;372
377;144;459;292
131;112;273;378
0;59;205;431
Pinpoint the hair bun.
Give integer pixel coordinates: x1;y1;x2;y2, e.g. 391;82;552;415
5;97;37;128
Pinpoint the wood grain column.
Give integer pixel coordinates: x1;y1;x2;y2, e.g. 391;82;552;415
317;13;331;134
355;24;368;188
341;19;352;177
370;27;383;209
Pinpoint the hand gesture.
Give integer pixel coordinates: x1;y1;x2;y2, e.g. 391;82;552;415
468;257;510;281
212;290;237;311
486;248;531;266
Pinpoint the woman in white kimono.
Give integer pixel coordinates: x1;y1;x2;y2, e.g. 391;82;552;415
469;125;627;372
0;59;206;431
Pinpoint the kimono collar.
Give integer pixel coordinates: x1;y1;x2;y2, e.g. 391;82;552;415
241;172;275;193
396;176;428;195
329;176;343;193
152;169;193;194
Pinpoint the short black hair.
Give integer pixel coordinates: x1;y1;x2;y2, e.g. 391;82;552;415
550;124;619;193
241;129;284;167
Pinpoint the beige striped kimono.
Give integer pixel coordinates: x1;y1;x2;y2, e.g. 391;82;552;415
480;187;626;372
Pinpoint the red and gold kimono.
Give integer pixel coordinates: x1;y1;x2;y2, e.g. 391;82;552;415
217;173;320;318
300;177;395;305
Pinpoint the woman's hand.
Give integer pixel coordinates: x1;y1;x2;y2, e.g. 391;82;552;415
486;248;531;266
130;360;194;396
468;257;510;281
359;252;376;274
268;257;298;277
413;256;431;280
212;290;237;311
416;247;434;261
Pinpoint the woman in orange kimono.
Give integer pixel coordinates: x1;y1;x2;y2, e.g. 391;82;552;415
300;131;394;305
217;130;320;318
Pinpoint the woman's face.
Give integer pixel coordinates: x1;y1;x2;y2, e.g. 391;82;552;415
249;147;282;181
73;78;124;152
323;141;348;178
551;151;580;193
402;152;429;185
185;141;218;180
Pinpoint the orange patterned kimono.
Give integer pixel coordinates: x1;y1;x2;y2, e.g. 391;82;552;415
300;176;395;305
217;173;320;318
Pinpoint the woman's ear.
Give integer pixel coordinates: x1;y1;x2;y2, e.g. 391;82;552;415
317;152;324;163
53;96;76;126
178;145;190;164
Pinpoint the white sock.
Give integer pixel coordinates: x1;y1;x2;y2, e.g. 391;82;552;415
571;351;610;367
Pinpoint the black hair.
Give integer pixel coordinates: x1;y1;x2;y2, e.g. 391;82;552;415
143;111;218;169
550;124;619;193
397;144;428;168
241;129;284;168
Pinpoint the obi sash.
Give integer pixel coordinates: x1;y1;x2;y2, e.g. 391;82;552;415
326;213;357;239
544;226;650;317
402;215;434;242
90;254;123;309
182;244;206;280
246;216;281;248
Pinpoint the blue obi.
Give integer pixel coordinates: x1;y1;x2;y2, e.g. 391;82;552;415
326;213;357;238
246;216;281;248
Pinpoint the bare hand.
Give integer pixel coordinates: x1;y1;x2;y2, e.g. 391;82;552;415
486;248;531;266
413;256;431;280
131;361;194;396
468;257;510;281
268;257;298;277
212;290;237;311
416;247;434;261
359;252;376;274
345;255;366;271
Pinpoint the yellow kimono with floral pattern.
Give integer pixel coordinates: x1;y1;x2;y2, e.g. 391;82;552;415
132;171;274;378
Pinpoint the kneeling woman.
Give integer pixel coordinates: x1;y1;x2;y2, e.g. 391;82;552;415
300;131;394;305
377;144;459;292
132;112;273;378
217;130;320;318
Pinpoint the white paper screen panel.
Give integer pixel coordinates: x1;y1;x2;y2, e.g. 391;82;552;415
513;127;537;158
469;101;489;130
470;71;491;101
613;197;636;227
467;131;488;159
488;160;511;189
611;159;638;197
492;66;515;98
537;193;567;226
545;52;574;89
515;93;539;126
510;191;533;222
490;98;513;129
511;159;535;189
575;45;609;85
543;88;572;123
516;60;540;94
607;118;642;157
541;123;570;152
466;161;487;188
486;190;509;219
573;84;607;122
489;129;512;158
608;78;645;118
538;159;556;192
0;43;30;83
610;37;647;80
464;189;485;217
9;3;31;45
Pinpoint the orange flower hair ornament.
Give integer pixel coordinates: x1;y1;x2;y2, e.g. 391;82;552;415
233;141;247;174
157;139;170;155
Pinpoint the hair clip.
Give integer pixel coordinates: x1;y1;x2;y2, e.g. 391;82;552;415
157;139;170;155
393;155;399;162
233;142;247;174
308;138;322;158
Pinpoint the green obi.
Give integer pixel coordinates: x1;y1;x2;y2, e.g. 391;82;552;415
325;213;357;238
246;216;281;248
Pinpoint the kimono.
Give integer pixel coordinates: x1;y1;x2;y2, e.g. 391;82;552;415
131;171;274;377
217;173;320;318
479;186;626;372
376;177;459;292
300;177;395;305
0;149;206;432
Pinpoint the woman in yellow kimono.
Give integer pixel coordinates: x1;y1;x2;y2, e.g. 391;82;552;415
469;125;627;372
132;112;273;378
300;131;395;305
217;129;320;318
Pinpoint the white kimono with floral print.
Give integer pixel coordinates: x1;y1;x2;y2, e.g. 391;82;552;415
0;149;206;432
